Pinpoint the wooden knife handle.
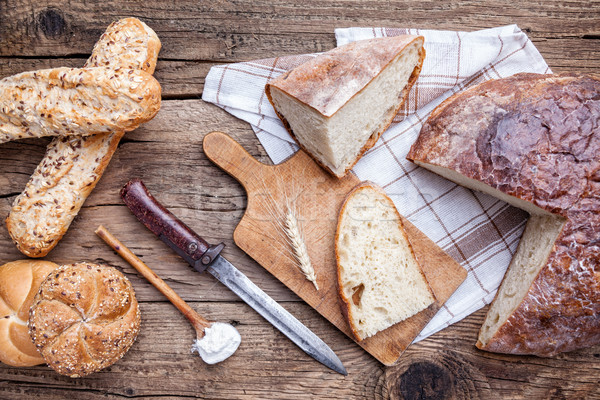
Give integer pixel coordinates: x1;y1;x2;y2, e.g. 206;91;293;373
120;179;224;272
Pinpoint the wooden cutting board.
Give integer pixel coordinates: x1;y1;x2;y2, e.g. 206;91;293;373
203;131;467;366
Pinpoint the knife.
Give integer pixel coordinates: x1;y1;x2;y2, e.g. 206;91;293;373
120;179;347;375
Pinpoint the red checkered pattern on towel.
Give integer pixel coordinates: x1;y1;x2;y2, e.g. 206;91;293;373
202;25;550;341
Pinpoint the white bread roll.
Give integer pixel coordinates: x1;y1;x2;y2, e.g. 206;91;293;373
0;260;58;366
335;182;435;341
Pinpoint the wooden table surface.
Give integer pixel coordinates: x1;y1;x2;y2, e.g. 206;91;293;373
0;1;599;399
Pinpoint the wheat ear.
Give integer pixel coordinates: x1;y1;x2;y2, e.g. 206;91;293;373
283;207;318;290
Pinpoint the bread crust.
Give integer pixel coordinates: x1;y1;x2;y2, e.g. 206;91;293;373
335;181;434;341
28;263;141;377
407;73;600;356
0;260;58;367
6;18;161;258
266;36;425;178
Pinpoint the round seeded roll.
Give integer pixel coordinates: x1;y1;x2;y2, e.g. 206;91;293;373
0;260;58;366
28;262;140;377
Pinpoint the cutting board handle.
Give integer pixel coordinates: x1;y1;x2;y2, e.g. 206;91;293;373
203;131;265;189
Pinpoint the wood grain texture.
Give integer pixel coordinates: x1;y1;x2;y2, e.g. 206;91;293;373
0;304;598;399
0;0;599;397
203;131;466;365
0;0;598;98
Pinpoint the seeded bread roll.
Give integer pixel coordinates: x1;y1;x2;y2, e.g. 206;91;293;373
28;263;141;378
6;18;161;258
0;66;161;144
266;35;425;178
0;260;58;367
407;73;600;356
336;182;435;341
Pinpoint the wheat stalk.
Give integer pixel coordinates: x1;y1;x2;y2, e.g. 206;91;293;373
256;168;319;291
284;207;318;290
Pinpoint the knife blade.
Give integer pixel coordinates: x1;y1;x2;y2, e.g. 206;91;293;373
120;178;347;375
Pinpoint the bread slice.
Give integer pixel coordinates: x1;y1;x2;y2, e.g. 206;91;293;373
266;36;425;178
407;73;600;356
335;182;435;341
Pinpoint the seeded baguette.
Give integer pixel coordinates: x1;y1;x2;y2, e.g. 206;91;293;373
0;66;161;144
6;18;161;257
7;133;126;257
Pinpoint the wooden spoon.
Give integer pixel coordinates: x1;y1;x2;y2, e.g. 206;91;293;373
95;224;241;364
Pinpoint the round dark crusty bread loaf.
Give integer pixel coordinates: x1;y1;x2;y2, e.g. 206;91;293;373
28;263;141;377
407;73;600;356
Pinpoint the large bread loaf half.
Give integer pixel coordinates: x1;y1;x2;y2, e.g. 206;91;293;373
266;35;425;178
407;73;600;356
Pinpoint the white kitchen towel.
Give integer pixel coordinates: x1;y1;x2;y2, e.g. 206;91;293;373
202;25;550;341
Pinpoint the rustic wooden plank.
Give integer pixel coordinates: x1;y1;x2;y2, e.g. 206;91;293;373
0;304;597;399
1;1;598;59
0;1;598;69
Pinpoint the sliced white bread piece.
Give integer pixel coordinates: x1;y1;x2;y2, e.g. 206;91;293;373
266;36;425;178
335;182;435;341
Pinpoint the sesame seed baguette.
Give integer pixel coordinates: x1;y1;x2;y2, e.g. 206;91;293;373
6;18;161;257
0;66;161;144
